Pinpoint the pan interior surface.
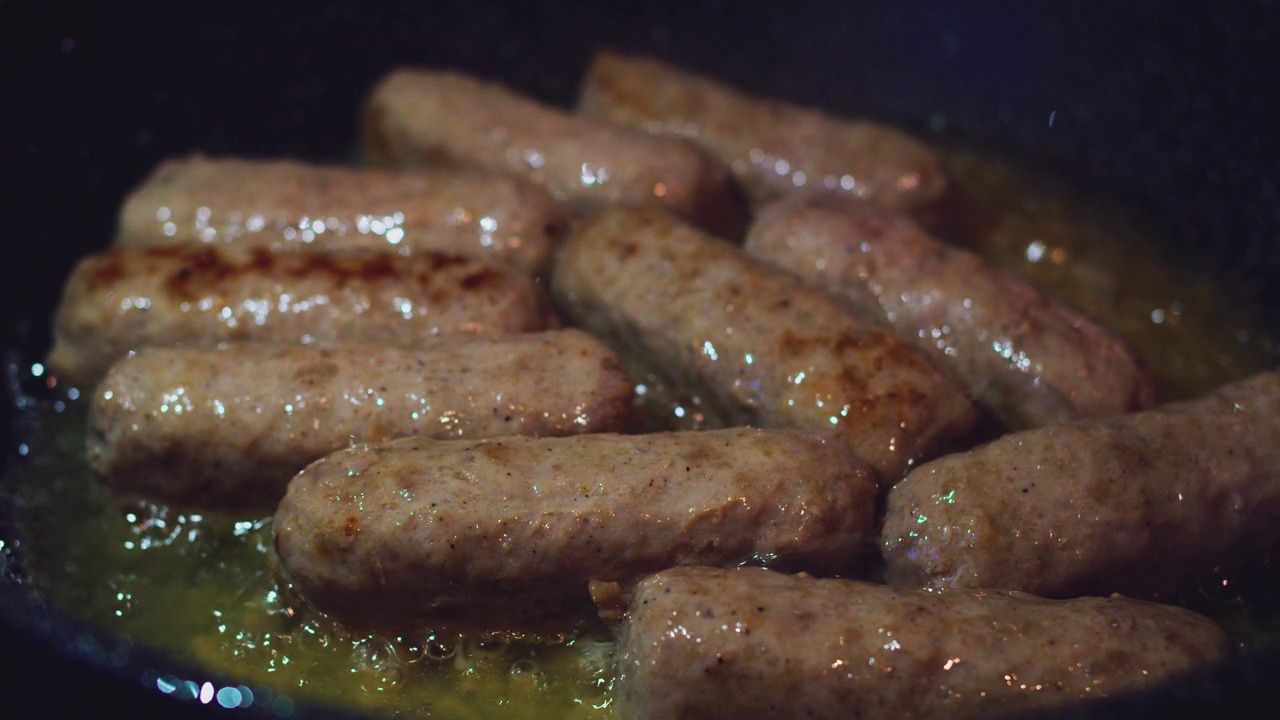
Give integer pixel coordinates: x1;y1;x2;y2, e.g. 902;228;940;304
4;2;1280;719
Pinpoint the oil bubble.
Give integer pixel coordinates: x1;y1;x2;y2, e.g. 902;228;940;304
423;633;457;662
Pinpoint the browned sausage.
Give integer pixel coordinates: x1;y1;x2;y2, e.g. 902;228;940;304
611;566;1233;720
272;428;877;628
47;246;553;387
117;156;568;275
745;193;1158;428
88;330;632;509
551;208;979;483
578;51;947;214
881;371;1280;598
363;68;744;237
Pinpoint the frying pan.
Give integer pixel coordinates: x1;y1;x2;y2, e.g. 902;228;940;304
3;1;1279;717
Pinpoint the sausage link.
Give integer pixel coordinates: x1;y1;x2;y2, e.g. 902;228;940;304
117;156;568;275
47;245;553;387
745;194;1158;428
881;371;1280;597
363;68;745;237
88;330;632;509
272;428;877;629
612;566;1232;720
578;51;947;214
551;208;978;483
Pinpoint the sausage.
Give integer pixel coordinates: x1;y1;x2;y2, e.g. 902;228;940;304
744;194;1158;428
363;68;745;238
577;51;947;214
87;330;632;509
115;156;569;275
272;428;877;628
610;566;1233;720
881;371;1280;598
46;246;554;388
550;208;979;482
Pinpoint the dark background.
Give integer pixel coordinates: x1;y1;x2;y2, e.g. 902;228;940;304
3;1;1279;717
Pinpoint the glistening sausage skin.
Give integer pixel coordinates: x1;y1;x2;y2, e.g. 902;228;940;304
744;194;1158;428
47;246;553;387
88;330;632;509
364;68;744;237
551;208;979;483
881;371;1280;598
609;566;1232;720
117;156;568;275
578;51;948;214
272;428;877;628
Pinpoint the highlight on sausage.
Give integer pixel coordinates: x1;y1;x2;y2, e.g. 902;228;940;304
608;566;1233;720
578;51;949;214
881;371;1280;598
47;245;554;387
551;207;979;483
744;192;1158;429
363;68;745;237
272;428;877;628
117;156;569;274
88;330;633;509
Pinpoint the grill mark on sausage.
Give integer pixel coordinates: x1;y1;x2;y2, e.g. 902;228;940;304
100;246;479;303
